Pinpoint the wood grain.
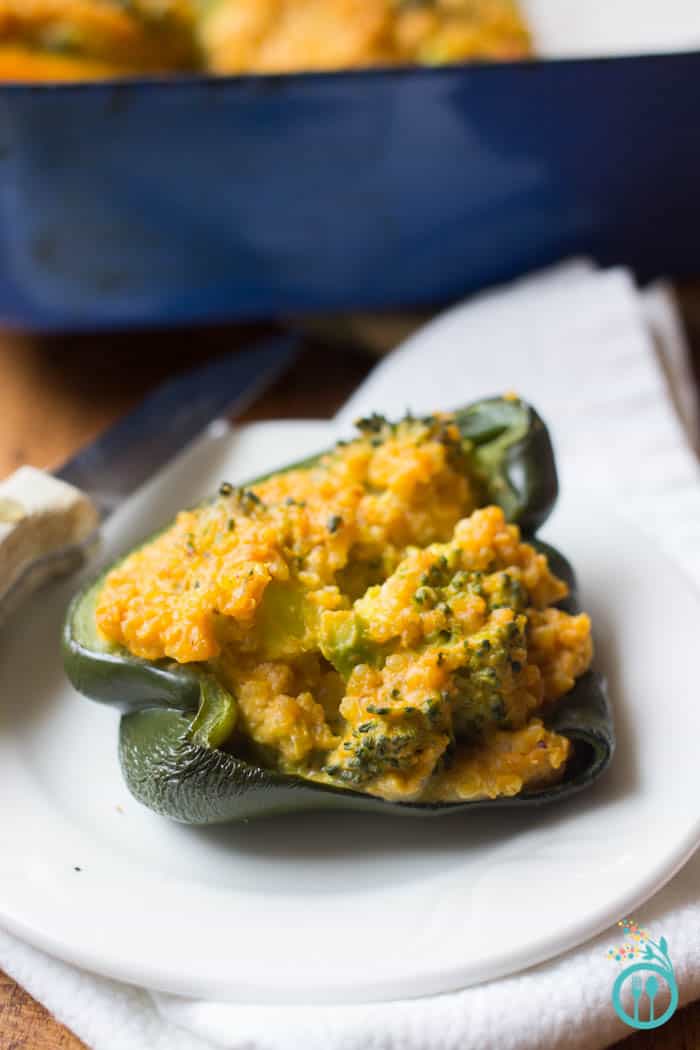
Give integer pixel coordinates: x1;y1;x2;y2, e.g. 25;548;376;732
1;289;699;1049
0;969;83;1050
0;331;372;477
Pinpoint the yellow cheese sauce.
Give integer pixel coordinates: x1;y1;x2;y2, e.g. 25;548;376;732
0;0;531;80
96;414;592;804
0;44;126;79
200;0;532;75
0;0;198;75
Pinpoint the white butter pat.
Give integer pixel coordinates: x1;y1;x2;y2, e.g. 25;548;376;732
0;466;99;617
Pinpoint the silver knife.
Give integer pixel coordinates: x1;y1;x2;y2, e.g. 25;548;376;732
0;336;297;624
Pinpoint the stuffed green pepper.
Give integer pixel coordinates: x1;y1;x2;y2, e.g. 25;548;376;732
63;396;614;822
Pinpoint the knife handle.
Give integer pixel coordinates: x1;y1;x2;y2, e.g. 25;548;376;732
0;466;99;627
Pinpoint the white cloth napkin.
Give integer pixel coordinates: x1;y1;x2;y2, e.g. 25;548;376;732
523;0;700;58
2;262;700;1050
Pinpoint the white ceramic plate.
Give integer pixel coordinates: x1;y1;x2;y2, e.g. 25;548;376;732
1;420;699;1004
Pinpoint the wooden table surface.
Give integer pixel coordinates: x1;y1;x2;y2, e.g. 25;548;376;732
1;292;699;1050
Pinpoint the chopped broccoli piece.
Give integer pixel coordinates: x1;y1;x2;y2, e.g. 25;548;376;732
448;616;527;738
323;694;450;788
319;610;389;680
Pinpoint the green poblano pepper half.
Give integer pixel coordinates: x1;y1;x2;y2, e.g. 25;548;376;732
62;396;614;823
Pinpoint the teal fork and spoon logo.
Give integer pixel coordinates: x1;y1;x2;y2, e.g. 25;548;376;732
612;965;677;1030
608;919;678;1031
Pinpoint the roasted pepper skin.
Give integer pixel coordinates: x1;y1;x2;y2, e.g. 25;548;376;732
63;397;614;823
451;396;558;533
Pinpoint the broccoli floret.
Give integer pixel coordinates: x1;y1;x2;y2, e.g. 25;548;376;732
448;616;527;738
482;571;528;612
320;539;534;787
323;695;450;788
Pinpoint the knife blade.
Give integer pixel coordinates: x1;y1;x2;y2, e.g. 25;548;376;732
0;336;298;623
55;336;297;516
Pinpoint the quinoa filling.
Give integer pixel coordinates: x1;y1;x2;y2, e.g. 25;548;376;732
96;414;592;803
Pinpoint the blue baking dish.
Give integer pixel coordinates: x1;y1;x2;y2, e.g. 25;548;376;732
1;49;699;330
